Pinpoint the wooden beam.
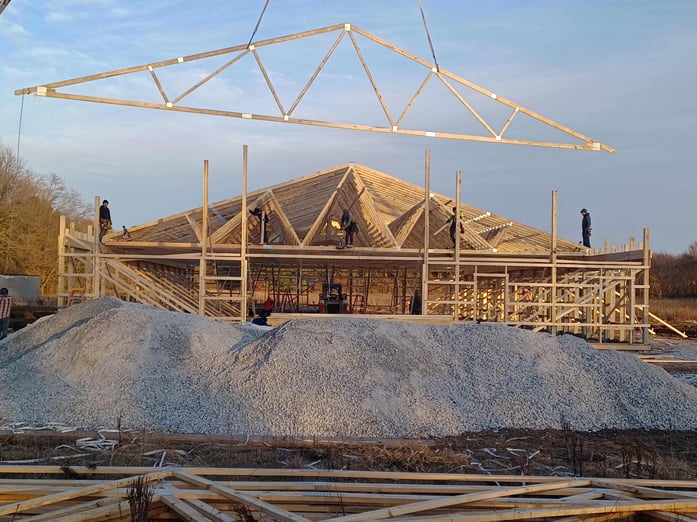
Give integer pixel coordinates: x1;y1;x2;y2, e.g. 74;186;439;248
161;494;213;521
325;480;591;522
0;470;172;517
186;213;203;242
173;471;312;522
31;90;610;151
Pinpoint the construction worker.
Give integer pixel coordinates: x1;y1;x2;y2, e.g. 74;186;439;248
250;207;269;243
0;287;12;339
580;208;592;248
447;207;465;247
99;199;112;242
340;209;358;248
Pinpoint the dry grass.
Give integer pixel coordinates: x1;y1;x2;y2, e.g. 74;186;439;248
3;429;697;480
651;298;697;324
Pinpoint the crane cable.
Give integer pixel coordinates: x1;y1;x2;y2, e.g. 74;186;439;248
247;0;271;48
417;0;440;72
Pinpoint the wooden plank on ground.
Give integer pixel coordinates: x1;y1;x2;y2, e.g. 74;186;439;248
173;471;312;522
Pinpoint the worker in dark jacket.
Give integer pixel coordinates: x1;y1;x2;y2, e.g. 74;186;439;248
448;207;465;247
580;208;592;248
99;199;112;242
340;209;358;248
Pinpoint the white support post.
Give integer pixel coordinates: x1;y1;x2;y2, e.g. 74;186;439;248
93;196;101;300
550;190;558;335
241;145;248;321
422;148;430;316
454;170;461;321
199;160;209;316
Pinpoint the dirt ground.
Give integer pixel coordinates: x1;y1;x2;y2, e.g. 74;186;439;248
2;427;697;481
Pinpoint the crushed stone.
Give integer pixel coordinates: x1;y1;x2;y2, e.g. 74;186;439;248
1;297;697;437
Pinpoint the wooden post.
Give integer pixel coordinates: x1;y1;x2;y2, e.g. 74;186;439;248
199;160;209;316
241;145;248;321
454;170;461;321
550;190;557;335
422;149;430;316
57;215;66;307
68;221;76;301
93;196;101;300
642;228;650;344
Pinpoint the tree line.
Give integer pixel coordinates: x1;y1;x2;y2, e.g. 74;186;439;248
650;243;697;299
0;141;89;296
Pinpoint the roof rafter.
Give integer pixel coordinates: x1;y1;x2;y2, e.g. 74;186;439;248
15;23;614;153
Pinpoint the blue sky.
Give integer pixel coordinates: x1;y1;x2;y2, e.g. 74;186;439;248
1;1;696;253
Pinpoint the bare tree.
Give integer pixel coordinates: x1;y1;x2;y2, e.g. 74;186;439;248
0;140;90;296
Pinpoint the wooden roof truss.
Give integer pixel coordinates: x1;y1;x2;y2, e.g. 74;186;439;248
105;163;582;253
2;465;697;520
16;23;614;152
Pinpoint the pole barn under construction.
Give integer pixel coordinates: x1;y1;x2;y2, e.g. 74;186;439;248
15;21;651;345
57;159;651;346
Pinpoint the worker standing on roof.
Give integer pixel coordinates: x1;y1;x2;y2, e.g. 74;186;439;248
340;209;358;248
580;208;592;248
99;199;112;242
447;207;465;247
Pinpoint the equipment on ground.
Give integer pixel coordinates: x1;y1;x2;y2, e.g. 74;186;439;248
319;283;346;314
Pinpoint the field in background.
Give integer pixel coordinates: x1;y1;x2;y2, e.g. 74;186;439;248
651;298;697;336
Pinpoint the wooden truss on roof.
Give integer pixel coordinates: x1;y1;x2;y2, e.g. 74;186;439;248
109;163;574;253
16;23;614;152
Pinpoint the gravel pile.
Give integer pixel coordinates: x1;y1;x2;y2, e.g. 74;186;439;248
1;297;697;437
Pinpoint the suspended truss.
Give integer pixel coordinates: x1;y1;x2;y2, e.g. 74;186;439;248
15;23;614;152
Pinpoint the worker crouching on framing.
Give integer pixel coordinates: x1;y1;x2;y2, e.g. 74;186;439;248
251;296;275;326
250;207;269;244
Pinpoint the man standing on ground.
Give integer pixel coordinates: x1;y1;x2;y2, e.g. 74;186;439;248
580;208;592;248
0;288;12;340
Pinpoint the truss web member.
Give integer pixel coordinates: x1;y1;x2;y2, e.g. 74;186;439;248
580;208;592;248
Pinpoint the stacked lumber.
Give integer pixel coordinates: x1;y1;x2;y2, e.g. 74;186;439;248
1;466;697;520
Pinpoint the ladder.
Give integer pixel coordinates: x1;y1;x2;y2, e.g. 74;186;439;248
67;289;84;306
280;289;297;312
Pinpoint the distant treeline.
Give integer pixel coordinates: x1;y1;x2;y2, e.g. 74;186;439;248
651;243;697;298
0;141;90;296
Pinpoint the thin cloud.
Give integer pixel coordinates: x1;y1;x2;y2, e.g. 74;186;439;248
0;20;29;38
